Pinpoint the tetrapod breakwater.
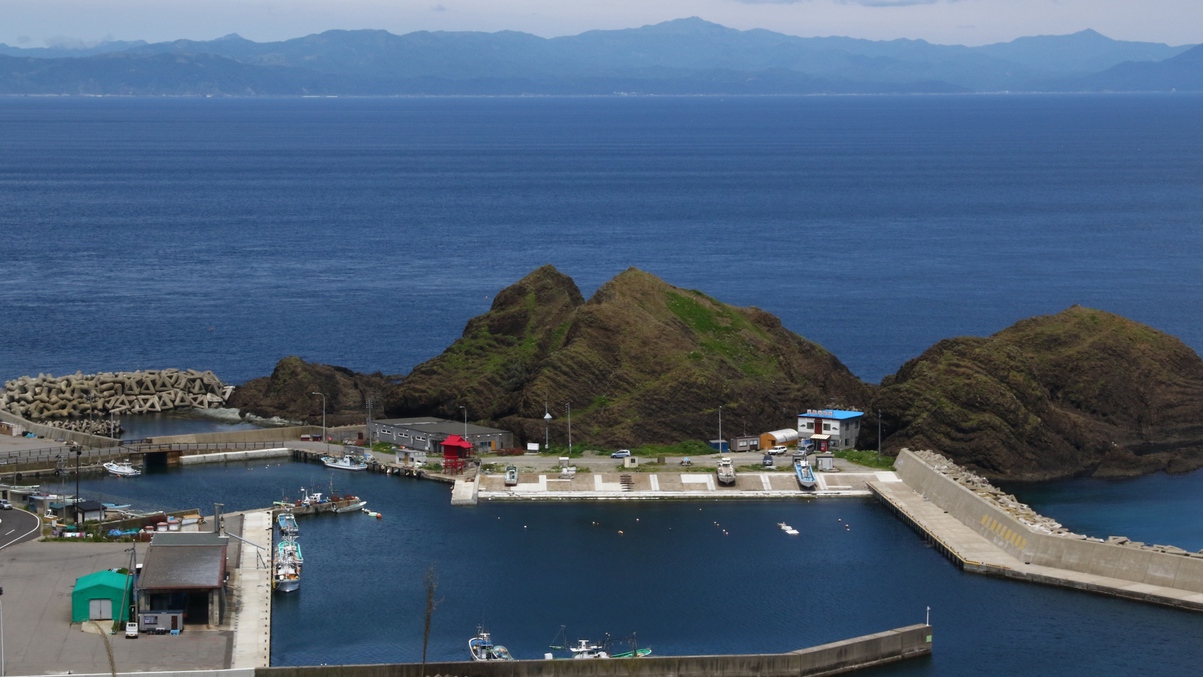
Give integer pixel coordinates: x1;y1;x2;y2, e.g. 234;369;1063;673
1;368;233;420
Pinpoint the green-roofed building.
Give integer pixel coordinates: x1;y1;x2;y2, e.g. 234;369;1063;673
71;570;132;624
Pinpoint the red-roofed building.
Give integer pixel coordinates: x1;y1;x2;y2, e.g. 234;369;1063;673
441;434;475;474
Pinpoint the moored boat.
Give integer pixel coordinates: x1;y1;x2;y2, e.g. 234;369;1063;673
469;627;515;661
504;465;518;486
274;536;303;593
322;454;368;471
103;460;142;477
277;510;299;536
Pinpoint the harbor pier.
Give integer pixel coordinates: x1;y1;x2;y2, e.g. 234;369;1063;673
872;449;1203;611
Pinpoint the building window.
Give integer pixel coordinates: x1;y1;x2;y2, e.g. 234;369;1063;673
823;423;830;431
805;421;814;429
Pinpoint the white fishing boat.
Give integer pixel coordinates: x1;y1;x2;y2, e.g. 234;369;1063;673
794;459;817;489
469;627;515;661
322;454;368;471
102;460;142;477
274;537;304;593
334;499;367;513
569;639;610;659
716;457;736;486
277;510;299;536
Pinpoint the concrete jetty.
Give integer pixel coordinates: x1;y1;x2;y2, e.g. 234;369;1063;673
473;469;889;501
230;509;274;668
872;449;1203;611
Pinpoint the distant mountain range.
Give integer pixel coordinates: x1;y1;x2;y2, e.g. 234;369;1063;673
1;18;1199;96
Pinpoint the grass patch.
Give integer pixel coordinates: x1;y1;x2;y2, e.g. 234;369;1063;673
835;449;895;470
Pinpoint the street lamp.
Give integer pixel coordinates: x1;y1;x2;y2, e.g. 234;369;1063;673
74;447;82;525
718;405;723;454
543;403;552;452
565;403;572;456
310;392;327;453
458;405;467;439
1;585;5;677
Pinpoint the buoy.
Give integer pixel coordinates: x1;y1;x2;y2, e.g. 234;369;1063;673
618;530;624;535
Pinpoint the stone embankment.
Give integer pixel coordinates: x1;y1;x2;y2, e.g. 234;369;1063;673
910;449;1203;556
2;369;233;420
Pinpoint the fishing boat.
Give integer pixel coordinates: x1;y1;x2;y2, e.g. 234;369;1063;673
716;457;736;486
322;454;368;471
794;459;817;490
567;638;652;659
102;460;142;477
274;537;303;593
504;465;518;486
469;627;515;661
277;510;299;536
333;499;367;513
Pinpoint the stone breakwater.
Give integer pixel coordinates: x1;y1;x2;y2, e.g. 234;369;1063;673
911;448;1203;556
2;369;233;420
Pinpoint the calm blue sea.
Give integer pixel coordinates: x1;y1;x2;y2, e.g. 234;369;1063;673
7;95;1203;674
1;95;1200;385
71;461;1203;675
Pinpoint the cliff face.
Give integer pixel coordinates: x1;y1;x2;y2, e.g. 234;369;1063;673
868;306;1203;480
227;356;393;426
383;266;870;447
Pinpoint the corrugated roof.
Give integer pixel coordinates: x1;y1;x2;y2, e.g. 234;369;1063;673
138;544;225;590
798;409;864;420
374;417;508;436
75;570;131;593
149;532;226;547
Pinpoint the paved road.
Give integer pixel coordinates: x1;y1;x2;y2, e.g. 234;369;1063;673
0;507;42;550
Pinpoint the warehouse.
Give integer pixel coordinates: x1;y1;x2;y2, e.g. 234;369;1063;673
136;531;228;629
368;416;514;452
71;570;132;624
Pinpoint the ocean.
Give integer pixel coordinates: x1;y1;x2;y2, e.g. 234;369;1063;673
6;94;1203;673
1;95;1200;385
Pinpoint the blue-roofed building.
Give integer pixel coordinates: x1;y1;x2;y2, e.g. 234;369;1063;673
797;409;864;451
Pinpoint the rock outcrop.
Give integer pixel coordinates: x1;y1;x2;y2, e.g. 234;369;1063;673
383;265;871;448
867;306;1203;480
226;356;394;426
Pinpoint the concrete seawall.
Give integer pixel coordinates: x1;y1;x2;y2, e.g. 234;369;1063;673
874;449;1203;610
258;625;931;677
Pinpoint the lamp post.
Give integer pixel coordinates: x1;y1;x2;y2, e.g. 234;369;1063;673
718;405;723;454
877;409;882;460
543;403;552;452
565;403;572;456
458;405;467;439
1;584;6;677
310;392;327;453
74;447;82;525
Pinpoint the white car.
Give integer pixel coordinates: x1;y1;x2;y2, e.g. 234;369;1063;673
125;622;139;639
767;446;789;455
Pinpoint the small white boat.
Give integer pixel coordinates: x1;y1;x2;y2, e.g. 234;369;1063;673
570;639;610;659
469;628;514;661
334;500;367;513
103;460;142;477
322;454;368;471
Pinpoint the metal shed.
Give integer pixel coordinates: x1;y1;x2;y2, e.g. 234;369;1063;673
71;570;132;624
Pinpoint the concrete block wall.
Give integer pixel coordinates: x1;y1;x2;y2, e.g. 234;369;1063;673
257;625;931;677
896;449;1203;593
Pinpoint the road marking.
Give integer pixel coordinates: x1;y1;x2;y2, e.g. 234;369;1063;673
0;509;41;551
4;529;13;536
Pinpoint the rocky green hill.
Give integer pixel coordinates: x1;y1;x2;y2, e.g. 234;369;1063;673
383;265;871;448
226;356;393;426
867;306;1203;480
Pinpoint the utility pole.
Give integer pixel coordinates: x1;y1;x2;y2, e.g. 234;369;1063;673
565;403;572;456
877;409;882;460
366;397;373;445
310;392;327;453
718;405;723;454
458;405;467;440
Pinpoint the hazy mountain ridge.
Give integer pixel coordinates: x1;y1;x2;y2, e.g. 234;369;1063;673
0;19;1197;95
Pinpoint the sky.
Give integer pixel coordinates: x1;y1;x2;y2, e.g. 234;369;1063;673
2;0;1200;48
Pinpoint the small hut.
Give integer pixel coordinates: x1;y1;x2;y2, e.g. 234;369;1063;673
72;570;132;624
440;434;474;474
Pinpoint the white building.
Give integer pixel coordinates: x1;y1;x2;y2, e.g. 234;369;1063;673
797;409;863;451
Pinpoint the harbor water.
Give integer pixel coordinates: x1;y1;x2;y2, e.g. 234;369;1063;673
75;460;1203;674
